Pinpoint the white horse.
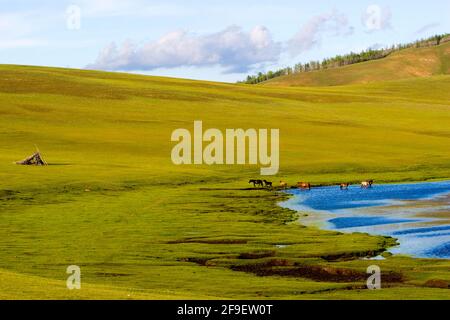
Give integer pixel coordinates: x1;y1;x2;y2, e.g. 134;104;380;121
361;180;373;188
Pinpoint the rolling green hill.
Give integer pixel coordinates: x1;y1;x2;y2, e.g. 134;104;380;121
263;41;450;87
1;64;450;299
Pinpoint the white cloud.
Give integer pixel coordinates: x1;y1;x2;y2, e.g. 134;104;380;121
288;10;354;56
87;26;281;73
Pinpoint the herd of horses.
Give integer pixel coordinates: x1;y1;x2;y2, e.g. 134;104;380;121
249;179;273;188
249;179;374;190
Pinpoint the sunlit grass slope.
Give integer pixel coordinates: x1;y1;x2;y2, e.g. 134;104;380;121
264;41;450;87
0;64;450;299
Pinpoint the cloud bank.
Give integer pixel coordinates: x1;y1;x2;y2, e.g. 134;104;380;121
288;10;354;56
87;26;281;73
88;9;401;74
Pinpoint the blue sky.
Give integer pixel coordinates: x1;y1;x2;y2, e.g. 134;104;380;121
0;0;449;82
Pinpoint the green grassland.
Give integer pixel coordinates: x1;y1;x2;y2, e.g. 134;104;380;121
264;41;450;87
0;64;450;299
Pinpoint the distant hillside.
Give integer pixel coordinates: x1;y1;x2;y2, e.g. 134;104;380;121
262;41;450;87
241;34;450;85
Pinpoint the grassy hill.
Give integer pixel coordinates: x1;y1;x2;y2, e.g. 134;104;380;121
263;41;450;87
1;64;450;299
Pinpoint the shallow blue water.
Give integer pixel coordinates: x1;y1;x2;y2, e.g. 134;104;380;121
281;181;450;259
393;225;450;236
426;242;450;258
296;181;450;212
418;232;450;238
329;216;420;229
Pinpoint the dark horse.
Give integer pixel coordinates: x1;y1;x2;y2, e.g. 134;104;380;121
249;179;264;188
263;180;273;188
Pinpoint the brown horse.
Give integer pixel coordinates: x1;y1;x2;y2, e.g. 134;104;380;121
298;182;311;190
279;181;288;189
340;183;350;190
361;180;374;188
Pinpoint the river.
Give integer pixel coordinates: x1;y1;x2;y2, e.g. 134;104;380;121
280;181;450;259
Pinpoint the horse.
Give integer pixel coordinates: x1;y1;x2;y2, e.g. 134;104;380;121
361;180;374;188
298;182;311;190
279;181;288;189
249;179;264;188
340;183;350;190
263;180;273;188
